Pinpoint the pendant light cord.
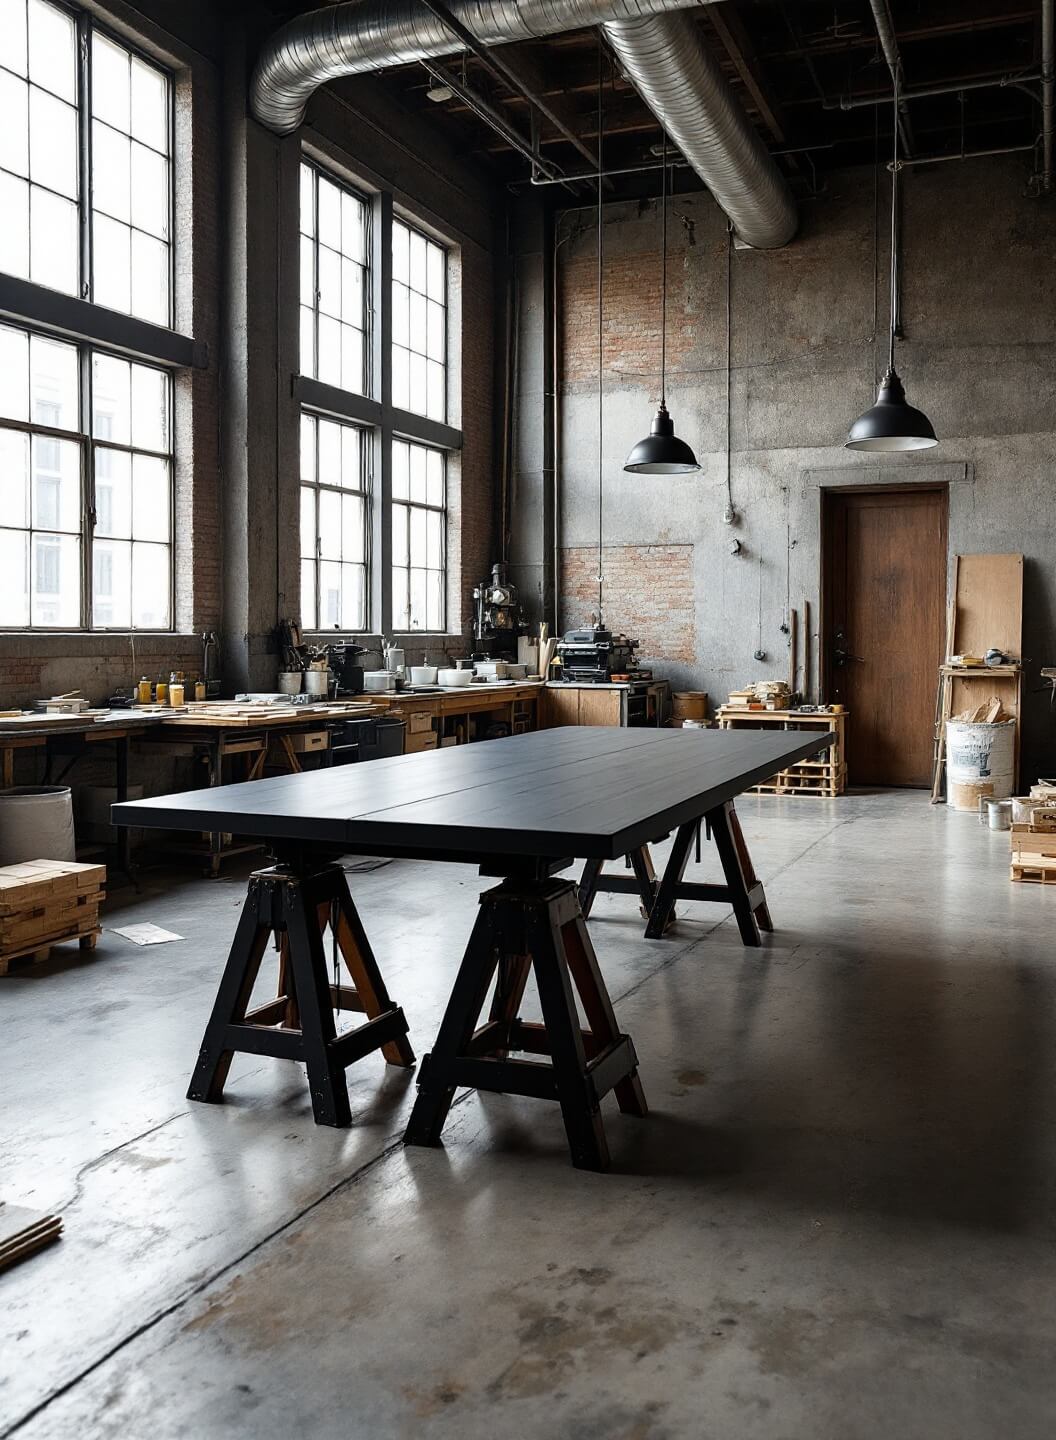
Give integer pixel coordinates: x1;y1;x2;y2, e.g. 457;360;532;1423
888;64;900;375
660;129;667;408
596;40;604;623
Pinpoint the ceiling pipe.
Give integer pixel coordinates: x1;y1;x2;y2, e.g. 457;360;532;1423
826;70;1041;110
868;0;915;154
250;0;798;248
602;12;797;247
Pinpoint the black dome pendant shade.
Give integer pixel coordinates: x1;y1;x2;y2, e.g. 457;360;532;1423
846;65;936;453
846;367;937;451
624;132;699;475
624;402;701;472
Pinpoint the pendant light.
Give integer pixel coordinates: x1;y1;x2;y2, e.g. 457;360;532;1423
846;64;937;452
624;132;700;474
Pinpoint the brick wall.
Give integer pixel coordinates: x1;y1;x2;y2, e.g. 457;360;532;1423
560;544;695;664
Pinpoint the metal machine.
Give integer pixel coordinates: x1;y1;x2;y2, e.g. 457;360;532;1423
472;562;526;660
555;627;644;684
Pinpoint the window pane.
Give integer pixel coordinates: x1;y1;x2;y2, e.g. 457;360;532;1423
92;353;131;444
409;289;426;347
426;242;444;301
391;505;407;566
28;0;75;104
300;485;314;557
409;505;426;566
317;314;341;387
30;188;77;294
427;360;444;422
340;323;362;395
319;559;340;627
92;121;129;221
392;441;408;500
317;177;340;249
132;454;169;541
300;414;315;481
0;326;30;422
409;351;427;414
0;527;29;626
92;213;132;312
341;493;363;563
426;449;444;507
299;234;314;309
391;345;409;411
131;229;169;324
299;164;314;237
317;244;340;318
30;333;78;432
30;87;77;198
92;33;130;132
392;221;408;284
341;190;364;264
409;230;427;293
426;509;443;569
0;71;29;177
131;141;169;239
426;301;445;363
299;306;315;378
94;446;131;537
318;489;340;559
32;433;79;532
427;569;443;631
341;563;364;628
341;258;362;327
392;282;409;348
409;567;427;628
131;540;170;627
340;425;360;488
0;173;29;278
0;428;30;527
130;363;169;452
318;419;340;484
130;58;167;153
0;3;28;79
300;557;316;630
409;443;427;503
92;537;131;627
31;531;79;625
391;567;409;631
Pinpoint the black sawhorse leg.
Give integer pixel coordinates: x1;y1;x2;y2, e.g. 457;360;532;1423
644;801;773;944
578;849;660;922
404;874;647;1171
188;857;414;1126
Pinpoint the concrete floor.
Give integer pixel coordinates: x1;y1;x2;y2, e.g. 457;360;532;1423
2;789;1056;1438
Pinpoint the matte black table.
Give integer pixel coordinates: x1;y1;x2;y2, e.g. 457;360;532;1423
113;725;830;1170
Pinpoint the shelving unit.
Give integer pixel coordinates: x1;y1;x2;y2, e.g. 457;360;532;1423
716;709;848;797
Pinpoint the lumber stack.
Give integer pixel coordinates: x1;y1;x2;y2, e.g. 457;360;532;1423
0;859;106;975
1010;783;1056;884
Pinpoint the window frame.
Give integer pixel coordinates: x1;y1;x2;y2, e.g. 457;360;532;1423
294;159;462;639
391;440;447;634
0;0;177;327
299;409;372;633
299;158;372;401
0;315;175;631
391;215;448;425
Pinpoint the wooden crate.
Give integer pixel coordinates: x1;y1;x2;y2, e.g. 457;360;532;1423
0;859;106;976
1009;824;1056;884
717;709;847;797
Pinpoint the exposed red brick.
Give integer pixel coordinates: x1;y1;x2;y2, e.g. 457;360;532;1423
560;544;695;664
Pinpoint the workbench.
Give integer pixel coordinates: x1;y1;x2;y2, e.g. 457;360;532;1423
540;679;670;728
114;725;829;1171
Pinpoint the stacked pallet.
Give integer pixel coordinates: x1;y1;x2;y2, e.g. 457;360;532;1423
0;859;106;975
716;708;848;797
1010;784;1056;883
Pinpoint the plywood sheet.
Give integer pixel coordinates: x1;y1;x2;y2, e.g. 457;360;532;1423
954;553;1023;658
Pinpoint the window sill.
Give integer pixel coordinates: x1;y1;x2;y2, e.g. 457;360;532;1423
0;631;202;654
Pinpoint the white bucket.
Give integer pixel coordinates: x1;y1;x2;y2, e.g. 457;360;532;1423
946;719;1015;811
0;786;76;865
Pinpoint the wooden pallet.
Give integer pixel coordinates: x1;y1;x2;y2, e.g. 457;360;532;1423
1010;859;1056;885
718;709;847;796
0;928;101;975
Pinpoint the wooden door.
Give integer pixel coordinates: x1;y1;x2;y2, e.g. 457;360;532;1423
823;487;947;787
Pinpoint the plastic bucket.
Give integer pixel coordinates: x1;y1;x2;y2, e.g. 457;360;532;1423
946;719;1015;811
0;786;76;865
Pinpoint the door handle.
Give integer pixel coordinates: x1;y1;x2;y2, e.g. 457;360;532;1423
832;631;863;668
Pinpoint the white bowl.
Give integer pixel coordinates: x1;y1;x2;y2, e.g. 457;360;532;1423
437;668;473;688
410;665;438;685
364;671;396;693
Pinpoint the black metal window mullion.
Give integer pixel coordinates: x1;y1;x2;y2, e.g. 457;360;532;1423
78;10;92;302
81;344;93;628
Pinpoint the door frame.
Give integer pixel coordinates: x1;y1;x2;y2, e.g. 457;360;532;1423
819;482;949;708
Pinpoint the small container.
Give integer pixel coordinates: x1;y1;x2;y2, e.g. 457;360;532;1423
987;799;1012;831
137;676;152;704
156;680;168;704
194;678;206;701
169;681;185;707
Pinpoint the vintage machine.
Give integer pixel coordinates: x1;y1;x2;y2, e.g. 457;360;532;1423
555;627;644;684
472;562;526;660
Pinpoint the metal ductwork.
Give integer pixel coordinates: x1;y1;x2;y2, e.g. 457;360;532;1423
251;0;798;249
602;13;797;247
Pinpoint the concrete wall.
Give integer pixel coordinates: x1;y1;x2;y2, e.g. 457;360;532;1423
511;154;1056;782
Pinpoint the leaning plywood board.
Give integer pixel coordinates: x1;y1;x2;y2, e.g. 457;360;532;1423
953;553;1023;659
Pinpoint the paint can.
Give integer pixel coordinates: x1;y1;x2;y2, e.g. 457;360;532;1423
987;799;1012;831
945;719;1015;812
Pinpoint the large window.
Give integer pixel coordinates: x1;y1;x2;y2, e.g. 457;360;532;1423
0;321;173;629
299;412;369;631
297;156;455;635
391;217;446;422
299;162;369;396
0;0;172;324
391;440;445;633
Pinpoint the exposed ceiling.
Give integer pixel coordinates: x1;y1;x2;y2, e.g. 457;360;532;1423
240;1;1046;200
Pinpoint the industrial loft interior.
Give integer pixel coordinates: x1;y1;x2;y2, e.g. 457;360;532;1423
1;2;1055;1437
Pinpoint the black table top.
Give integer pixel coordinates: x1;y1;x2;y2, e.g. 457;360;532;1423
112;725;833;862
